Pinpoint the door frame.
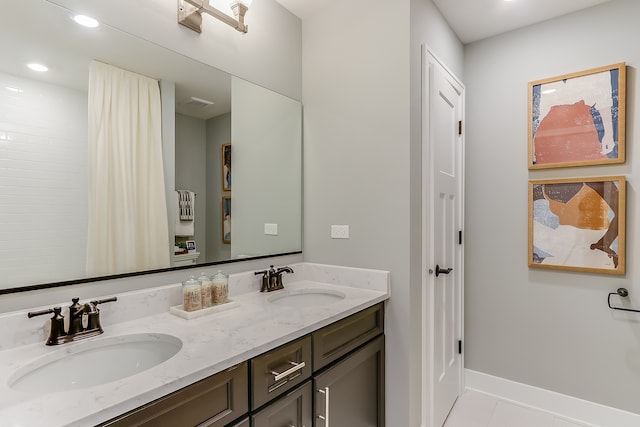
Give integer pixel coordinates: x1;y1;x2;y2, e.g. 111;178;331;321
421;45;465;427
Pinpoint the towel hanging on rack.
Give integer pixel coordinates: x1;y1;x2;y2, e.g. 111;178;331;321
177;190;194;221
175;190;196;237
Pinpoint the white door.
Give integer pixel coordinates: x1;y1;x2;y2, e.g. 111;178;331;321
423;49;464;427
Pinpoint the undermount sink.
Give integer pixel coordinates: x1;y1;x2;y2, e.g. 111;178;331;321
9;333;182;393
267;288;346;307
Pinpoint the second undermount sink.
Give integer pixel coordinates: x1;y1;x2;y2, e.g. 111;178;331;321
9;333;182;393
267;288;346;307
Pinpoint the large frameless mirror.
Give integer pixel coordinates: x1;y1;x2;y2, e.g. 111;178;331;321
0;0;302;293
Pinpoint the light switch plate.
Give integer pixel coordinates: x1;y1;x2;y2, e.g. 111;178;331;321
264;223;278;235
331;225;350;239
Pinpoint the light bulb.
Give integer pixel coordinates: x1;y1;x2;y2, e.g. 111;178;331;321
73;15;100;28
27;63;48;72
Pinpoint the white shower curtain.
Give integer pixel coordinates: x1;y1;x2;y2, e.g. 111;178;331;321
86;61;170;276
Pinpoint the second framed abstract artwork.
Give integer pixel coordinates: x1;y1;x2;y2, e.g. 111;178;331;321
528;176;625;275
528;63;626;169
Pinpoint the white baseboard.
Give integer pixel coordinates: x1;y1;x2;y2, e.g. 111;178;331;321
464;369;640;427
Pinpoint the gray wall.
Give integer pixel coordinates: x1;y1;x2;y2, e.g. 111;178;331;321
464;0;640;413
232;77;302;259
302;0;463;425
175;113;207;261
206;113;232;262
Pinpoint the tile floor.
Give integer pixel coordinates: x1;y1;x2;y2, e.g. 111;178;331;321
444;390;592;427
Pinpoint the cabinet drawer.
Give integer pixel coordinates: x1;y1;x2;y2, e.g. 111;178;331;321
252;381;312;427
100;362;248;427
251;335;312;409
313;303;384;370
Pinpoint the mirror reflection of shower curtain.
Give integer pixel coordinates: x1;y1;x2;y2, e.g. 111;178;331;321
86;61;170;276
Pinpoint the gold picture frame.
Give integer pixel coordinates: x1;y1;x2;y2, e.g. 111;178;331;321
528;176;625;275
528;63;626;169
222;143;231;191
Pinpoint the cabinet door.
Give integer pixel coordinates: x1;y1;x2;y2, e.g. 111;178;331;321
252;381;312;427
314;335;385;427
101;362;248;427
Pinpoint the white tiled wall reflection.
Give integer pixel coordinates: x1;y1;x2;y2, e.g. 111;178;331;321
0;71;88;287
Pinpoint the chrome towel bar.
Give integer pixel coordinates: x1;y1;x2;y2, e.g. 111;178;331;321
608;288;640;313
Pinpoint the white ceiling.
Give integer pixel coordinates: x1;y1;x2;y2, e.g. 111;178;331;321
275;0;613;44
4;0;232;120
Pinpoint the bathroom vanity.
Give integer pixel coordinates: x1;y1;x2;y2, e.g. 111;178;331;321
101;303;384;426
0;263;389;426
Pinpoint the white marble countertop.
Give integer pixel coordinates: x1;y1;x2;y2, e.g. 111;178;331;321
0;263;389;426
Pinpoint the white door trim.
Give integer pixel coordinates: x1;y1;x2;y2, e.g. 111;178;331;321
421;45;466;427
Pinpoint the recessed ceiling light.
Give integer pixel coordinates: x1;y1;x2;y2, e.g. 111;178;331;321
5;86;23;93
27;63;48;72
73;14;99;28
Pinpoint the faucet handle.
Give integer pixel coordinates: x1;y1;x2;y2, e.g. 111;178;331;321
27;307;66;345
91;296;118;306
27;307;55;318
255;269;269;292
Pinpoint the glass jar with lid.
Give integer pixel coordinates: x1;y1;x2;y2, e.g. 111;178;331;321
211;270;228;304
182;275;202;312
197;272;214;308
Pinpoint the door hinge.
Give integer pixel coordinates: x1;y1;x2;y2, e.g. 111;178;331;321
458;230;462;245
458;340;462;354
458;120;462;135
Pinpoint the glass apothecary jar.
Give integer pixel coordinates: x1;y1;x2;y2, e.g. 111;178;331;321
211;270;228;304
182;275;202;312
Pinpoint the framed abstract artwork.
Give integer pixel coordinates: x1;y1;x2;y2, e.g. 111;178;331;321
528;63;626;169
222;143;231;191
528;176;625;275
222;196;231;244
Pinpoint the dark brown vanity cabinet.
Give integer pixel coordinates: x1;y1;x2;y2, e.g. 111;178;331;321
312;303;385;427
101;303;384;427
100;362;248;427
253;303;385;427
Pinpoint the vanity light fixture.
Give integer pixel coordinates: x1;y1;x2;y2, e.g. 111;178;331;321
178;0;252;34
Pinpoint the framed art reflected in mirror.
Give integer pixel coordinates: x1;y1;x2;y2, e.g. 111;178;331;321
222;196;232;244
222;143;231;191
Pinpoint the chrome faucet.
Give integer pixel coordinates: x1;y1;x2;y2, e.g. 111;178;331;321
28;296;117;346
255;265;294;292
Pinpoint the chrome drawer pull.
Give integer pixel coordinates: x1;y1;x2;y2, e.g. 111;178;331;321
317;387;330;426
270;360;306;382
